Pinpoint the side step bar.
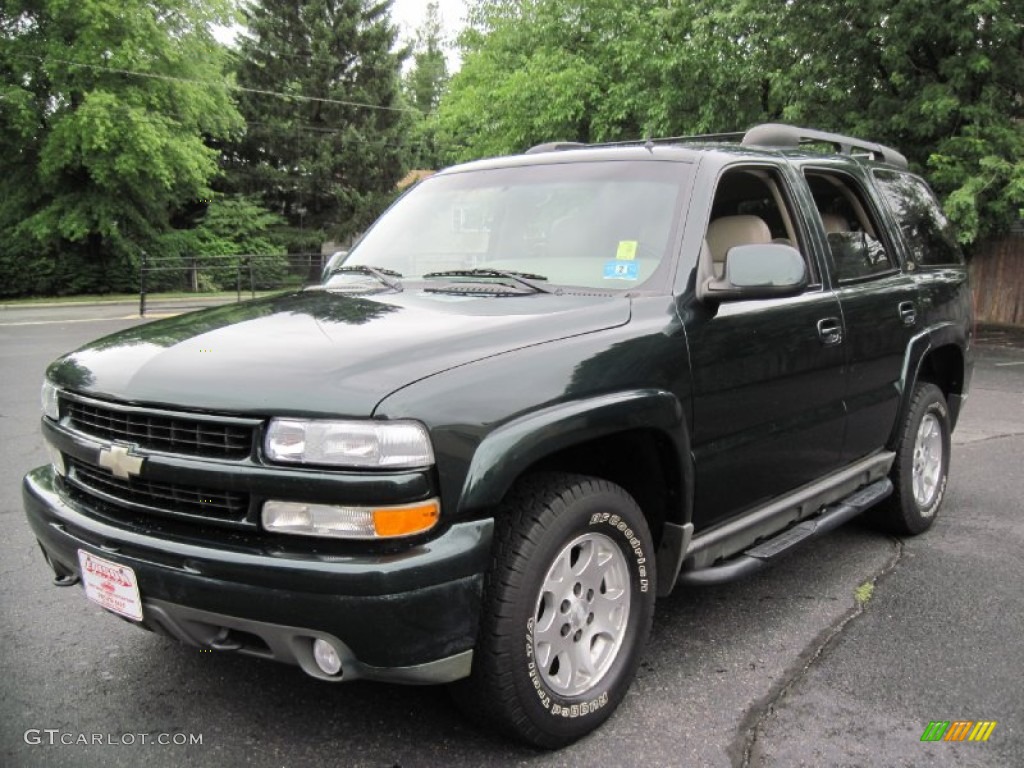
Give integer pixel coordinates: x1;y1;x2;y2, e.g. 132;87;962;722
677;478;893;587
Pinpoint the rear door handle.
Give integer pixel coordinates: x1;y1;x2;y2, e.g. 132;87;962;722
817;317;843;346
898;301;917;327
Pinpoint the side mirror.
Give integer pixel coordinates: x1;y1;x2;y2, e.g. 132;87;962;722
698;243;808;302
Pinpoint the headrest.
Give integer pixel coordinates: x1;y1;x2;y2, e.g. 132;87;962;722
820;213;850;234
706;215;772;264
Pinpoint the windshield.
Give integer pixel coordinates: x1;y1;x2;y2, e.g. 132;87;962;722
341;160;692;290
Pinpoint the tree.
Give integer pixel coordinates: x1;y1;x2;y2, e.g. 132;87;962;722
437;0;630;161
435;1;771;162
159;196;288;290
757;0;1024;244
403;1;449;168
0;0;242;295
226;0;410;251
438;0;1023;243
405;2;449;113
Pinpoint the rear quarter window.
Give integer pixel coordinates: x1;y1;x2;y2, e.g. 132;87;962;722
872;170;964;267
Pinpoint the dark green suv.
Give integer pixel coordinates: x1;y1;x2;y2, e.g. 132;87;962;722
24;124;973;748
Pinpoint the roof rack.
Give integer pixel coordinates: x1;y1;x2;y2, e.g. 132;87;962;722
524;131;745;155
741;123;908;169
524;141;589;155
523;124;908;169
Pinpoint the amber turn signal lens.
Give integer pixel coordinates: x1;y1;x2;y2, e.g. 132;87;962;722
373;501;440;538
262;498;440;539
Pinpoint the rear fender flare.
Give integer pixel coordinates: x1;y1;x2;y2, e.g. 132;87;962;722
890;322;968;447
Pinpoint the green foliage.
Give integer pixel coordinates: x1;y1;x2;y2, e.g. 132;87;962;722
405;2;449;114
163;197;285;258
158;197;288;290
854;581;875;605
439;0;1024;243
403;2;449;168
0;0;243;296
762;0;1024;244
224;0;411;246
437;1;780;162
437;0;634;160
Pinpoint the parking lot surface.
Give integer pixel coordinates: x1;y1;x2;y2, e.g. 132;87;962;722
1;305;1021;767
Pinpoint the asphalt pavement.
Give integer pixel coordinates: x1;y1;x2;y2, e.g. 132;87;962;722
0;294;241;325
0;302;1021;767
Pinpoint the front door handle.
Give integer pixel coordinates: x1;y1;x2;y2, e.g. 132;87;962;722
898;300;917;327
817;317;843;346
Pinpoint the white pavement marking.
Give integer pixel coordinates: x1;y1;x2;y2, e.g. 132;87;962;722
994;361;1024;367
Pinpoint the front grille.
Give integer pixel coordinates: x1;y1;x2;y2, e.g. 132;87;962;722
66;399;254;459
67;459;251;525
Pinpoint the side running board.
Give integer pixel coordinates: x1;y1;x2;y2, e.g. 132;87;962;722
677;478;893;587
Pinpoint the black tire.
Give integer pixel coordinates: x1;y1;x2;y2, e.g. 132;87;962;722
452;472;656;749
868;381;951;535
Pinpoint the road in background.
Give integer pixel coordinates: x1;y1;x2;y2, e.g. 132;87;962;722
1;307;1021;767
0;296;238;327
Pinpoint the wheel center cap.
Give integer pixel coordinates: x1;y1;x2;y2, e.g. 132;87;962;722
569;601;587;630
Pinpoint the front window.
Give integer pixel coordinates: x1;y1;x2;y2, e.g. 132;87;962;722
342;160;692;290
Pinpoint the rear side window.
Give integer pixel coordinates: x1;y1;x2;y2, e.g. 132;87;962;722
873;171;963;266
805;170;896;282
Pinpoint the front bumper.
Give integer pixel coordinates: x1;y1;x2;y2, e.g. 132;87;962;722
23;466;492;684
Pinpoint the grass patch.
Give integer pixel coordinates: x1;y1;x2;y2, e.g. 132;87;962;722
854;581;875;605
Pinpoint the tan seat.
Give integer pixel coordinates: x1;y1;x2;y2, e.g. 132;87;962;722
820;213;850;234
706;215;772;277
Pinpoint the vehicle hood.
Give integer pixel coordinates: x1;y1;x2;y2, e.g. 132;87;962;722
48;289;630;417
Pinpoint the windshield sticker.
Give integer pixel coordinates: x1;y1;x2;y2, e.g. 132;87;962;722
615;240;638;261
603;261;639;281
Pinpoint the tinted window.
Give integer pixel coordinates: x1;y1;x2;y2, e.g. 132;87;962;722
805;171;895;282
873;170;963;266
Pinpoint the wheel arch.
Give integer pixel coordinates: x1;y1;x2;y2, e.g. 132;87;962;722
457;390;693;596
890;322;969;448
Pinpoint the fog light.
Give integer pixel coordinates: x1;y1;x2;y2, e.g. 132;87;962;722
313;638;343;676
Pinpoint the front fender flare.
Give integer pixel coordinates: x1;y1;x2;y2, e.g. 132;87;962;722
458;389;690;521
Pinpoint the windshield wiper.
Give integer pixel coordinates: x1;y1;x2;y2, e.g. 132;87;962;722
327;265;403;291
422;268;557;294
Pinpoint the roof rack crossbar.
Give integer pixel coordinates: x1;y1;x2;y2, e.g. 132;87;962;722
741;123;908;169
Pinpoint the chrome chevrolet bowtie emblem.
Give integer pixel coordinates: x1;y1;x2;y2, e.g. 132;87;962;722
98;444;144;479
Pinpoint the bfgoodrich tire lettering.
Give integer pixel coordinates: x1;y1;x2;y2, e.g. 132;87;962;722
452;472;655;749
870;381;951;535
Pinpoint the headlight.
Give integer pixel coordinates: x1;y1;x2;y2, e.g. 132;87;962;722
264;419;434;468
41;380;60;420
